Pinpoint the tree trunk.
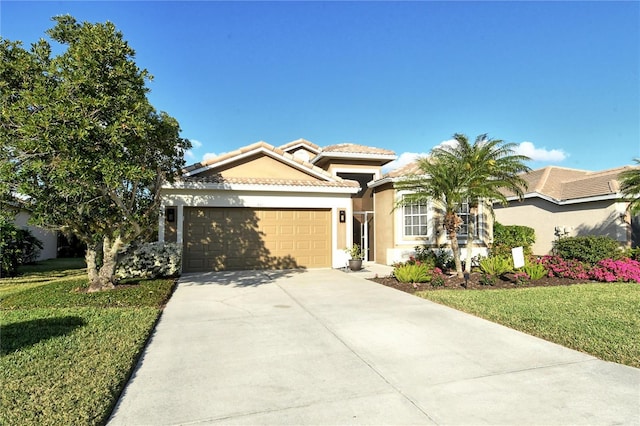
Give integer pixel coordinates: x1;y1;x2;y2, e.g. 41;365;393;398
444;211;464;278
450;233;463;278
85;235;123;292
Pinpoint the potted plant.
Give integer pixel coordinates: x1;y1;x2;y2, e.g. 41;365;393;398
345;244;363;271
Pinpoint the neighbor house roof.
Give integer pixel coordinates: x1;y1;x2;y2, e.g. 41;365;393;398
502;165;636;204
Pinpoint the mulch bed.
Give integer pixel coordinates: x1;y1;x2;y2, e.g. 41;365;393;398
370;272;589;294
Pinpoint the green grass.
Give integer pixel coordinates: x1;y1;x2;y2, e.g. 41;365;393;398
417;283;640;368
0;258;176;425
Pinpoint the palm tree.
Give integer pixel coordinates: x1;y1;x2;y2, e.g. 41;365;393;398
397;133;530;278
619;159;640;215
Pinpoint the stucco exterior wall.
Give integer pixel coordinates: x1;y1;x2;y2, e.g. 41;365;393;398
14;211;58;260
494;198;628;255
373;183;395;265
206;155;317;180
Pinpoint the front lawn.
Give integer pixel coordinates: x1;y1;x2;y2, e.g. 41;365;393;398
417;283;640;368
0;259;176;425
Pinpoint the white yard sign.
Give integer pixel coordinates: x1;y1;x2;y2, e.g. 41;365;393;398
512;246;525;269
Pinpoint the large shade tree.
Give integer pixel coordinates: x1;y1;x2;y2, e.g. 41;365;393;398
397;134;530;278
0;15;190;291
619;159;640;215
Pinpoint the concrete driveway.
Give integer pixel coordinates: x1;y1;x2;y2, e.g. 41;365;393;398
109;268;640;425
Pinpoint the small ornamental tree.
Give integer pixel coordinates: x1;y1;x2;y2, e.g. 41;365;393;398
396;134;529;278
0;16;190;291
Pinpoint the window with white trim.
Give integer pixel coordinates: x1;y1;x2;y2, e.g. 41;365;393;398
403;197;429;237
457;199;479;238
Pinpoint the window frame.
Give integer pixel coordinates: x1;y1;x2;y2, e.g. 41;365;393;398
456;199;481;240
394;191;433;245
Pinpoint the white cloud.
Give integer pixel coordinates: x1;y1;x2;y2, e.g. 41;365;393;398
382;151;429;172
515;141;567;162
433;139;459;150
183;139;203;161
202;152;219;163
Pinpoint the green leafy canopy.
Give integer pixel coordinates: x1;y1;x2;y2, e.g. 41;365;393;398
1;15;190;289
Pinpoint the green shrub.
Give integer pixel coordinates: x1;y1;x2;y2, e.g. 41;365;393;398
1;221;43;277
413;245;454;270
394;263;431;283
553;236;622;266
492;222;535;257
479;273;496;286
522;261;547;280
479;255;513;277
625;247;640;261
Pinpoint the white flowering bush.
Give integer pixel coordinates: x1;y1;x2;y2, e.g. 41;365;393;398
115;242;182;279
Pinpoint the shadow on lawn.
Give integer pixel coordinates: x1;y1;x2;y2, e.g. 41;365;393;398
1;316;86;354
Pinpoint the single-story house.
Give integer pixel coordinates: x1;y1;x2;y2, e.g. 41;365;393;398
9;208;58;261
159;138;494;272
494;165;639;255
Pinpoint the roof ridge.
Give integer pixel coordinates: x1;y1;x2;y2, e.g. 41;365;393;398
535;166;553;193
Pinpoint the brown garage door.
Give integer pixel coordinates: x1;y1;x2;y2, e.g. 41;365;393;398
183;207;331;272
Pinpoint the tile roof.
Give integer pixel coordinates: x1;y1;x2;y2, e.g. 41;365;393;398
182;141;338;181
180;175;360;188
321;143;395;156
379;161;636;203
384;160;424;178
278;138;321;153
503;165;636;202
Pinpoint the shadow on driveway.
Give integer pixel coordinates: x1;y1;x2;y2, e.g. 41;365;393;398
179;268;306;287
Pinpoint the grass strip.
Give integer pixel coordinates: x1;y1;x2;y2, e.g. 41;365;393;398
416;283;640;368
0;259;176;425
1;307;160;425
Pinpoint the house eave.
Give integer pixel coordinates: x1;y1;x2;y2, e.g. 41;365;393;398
311;152;397;165
501;192;622;206
162;181;360;194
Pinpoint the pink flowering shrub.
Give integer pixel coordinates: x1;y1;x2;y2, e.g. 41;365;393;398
589;258;640;283
430;267;446;287
538;255;590;280
537;255;640;283
513;271;530;285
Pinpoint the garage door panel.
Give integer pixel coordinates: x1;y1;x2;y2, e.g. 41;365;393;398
183;207;331;272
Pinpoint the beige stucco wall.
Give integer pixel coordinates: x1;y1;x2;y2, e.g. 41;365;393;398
163;207;177;243
373;184;395;265
14;211;58;260
494;198;629;255
202;155;318;180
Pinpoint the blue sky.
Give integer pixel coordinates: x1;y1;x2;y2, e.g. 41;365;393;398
2;1;639;172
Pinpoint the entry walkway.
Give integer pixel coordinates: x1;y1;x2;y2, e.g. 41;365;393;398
109;268;639;425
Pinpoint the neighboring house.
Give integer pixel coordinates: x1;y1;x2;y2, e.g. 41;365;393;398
494;165;639;255
10;208;58;261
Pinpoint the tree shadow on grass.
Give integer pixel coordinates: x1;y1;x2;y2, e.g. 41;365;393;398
1;316;86;355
